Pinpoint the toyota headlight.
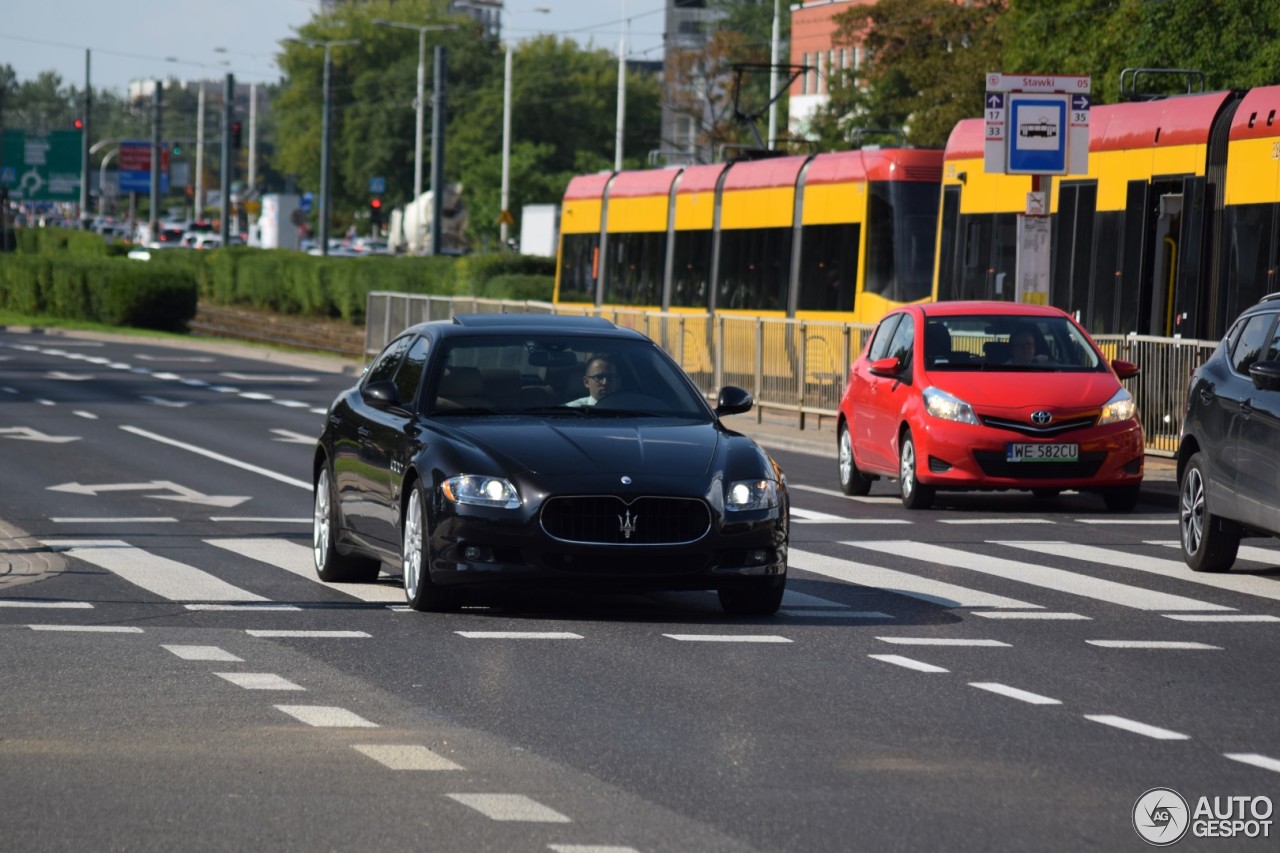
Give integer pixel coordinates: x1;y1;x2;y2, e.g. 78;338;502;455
923;386;979;425
441;475;521;509
726;478;779;511
1097;388;1137;426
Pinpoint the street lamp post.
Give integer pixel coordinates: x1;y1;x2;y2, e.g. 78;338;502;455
293;37;360;257
374;21;457;252
498;6;551;249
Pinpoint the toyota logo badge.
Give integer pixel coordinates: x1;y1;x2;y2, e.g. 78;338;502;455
1030;410;1053;425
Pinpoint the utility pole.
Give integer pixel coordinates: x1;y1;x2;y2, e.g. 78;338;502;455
149;81;162;237
430;45;446;256
80;49;91;229
195;82;205;219
220;73;234;244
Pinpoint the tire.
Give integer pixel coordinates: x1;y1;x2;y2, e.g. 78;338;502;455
718;580;785;616
898;430;935;510
838;424;872;496
402;481;464;612
1179;453;1240;572
313;465;381;583
1102;485;1140;513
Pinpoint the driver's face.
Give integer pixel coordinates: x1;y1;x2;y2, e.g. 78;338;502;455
583;361;620;399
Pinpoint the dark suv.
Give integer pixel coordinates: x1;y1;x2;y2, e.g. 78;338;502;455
1178;293;1280;571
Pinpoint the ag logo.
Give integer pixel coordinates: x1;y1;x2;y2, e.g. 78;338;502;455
1133;787;1190;845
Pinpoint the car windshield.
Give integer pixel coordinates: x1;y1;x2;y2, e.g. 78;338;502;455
428;334;711;418
922;314;1105;372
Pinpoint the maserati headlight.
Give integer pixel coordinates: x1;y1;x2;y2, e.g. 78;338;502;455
441;475;520;509
923;386;979;425
1097;388;1137;426
726;478;779;511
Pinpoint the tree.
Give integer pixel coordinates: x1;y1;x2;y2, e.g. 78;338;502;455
808;0;1004;150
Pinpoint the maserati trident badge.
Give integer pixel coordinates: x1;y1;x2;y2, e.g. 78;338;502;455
619;509;638;540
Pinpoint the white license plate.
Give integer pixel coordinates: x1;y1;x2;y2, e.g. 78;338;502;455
1006;442;1079;462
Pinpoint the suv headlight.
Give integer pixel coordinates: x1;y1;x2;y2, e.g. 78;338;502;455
726;478;779;511
1097;388;1137;426
923;386;979;425
442;475;521;509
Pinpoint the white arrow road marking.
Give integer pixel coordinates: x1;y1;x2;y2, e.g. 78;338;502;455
270;429;316;445
0;427;80;443
220;372;318;383
46;371;95;381
47;480;249;508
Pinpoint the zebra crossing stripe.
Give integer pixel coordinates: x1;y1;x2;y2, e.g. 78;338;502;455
352;744;463;771
446;794;571;823
848;541;1232;612
41;540;267;602
274;705;378;727
206;539;405;603
790;547;1042;610
1003;540;1280;605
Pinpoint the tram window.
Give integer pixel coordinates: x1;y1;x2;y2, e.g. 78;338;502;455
671;230;713;309
797;223;859;311
1225;204;1276;322
559;233;599;303
866;182;940;303
603;232;666;306
717;227;791;311
1052;182;1097;316
991;214;1017;299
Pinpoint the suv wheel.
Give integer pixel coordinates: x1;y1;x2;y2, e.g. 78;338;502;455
1180;452;1241;572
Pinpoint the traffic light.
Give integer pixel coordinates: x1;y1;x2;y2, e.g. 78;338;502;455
369;197;383;227
73;118;83;130
230;122;242;149
172;141;183;156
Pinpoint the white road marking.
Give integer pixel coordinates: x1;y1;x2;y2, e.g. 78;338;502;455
1163;614;1280;623
939;518;1055;525
72;410;98;419
1224;753;1280;774
1149;540;1280;569
791;547;1041;610
0;600;92;609
663;634;792;643
789;483;902;504
351;744;463;771
270;429;317;445
46;371;94;381
0;426;79;443
246;630;371;638
121;427;311;489
1086;640;1221;649
41;540;267;602
209;385;240;393
185;604;302;612
781;589;853;608
215;672;305;690
876;637;1010;647
868;654;948;673
28;624;144;633
549;847;641;853
52;517;179;523
790;507;909;524
239;392;274;401
1084;715;1189;740
210;517;310;524
36;399;56;406
207;538;404;602
162;645;243;661
272;400;311;409
972;611;1089;620
1007;540;1280;605
456;631;583;640
140;396;191;408
220;372;318;383
135;354;213;363
850;541;1233;612
1075;519;1177;525
150;372;183;381
274;705;378;727
446;794;571;823
969;682;1062;705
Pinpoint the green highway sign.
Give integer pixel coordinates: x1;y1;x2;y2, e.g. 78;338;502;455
1;129;83;202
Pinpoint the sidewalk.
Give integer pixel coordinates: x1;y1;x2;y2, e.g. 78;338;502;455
729;406;1180;509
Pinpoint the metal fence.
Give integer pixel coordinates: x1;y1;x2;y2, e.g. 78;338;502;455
365;292;1220;457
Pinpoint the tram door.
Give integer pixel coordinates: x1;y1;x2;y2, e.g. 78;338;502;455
1148;189;1182;337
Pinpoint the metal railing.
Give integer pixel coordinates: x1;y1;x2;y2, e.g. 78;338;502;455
365;292;1220;457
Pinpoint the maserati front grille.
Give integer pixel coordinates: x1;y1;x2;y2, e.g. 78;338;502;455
541;495;712;545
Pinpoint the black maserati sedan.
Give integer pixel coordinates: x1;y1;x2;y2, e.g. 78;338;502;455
312;313;789;616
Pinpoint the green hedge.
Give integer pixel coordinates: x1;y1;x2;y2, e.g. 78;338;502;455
3;226;557;327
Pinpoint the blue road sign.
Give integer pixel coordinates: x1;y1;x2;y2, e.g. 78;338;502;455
1007;95;1068;174
369;177;386;194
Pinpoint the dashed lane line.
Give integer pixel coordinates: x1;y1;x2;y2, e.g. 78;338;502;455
1086;640;1221;650
446;794;572;823
246;629;370;638
162;644;243;662
875;637;1011;647
351;744;464;771
215;672;305;690
1084;715;1190;741
663;634;792;643
867;654;948;673
273;705;378;727
968;683;1062;705
28;624;143;633
1225;754;1280;774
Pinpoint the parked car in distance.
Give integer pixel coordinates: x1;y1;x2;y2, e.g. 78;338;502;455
837;301;1145;510
312;313;790;616
1177;292;1280;571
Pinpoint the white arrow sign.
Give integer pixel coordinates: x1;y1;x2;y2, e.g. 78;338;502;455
0;427;80;443
47;480;249;508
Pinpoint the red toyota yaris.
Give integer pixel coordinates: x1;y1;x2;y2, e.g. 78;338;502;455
836;301;1145;510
